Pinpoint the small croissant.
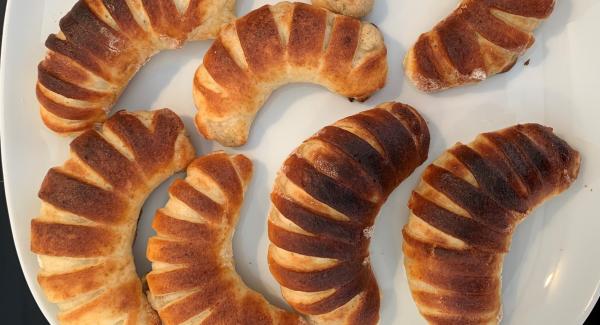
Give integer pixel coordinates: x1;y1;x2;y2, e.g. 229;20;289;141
146;152;306;325
404;0;555;92
37;0;235;134
403;123;580;324
193;2;387;147
268;102;430;324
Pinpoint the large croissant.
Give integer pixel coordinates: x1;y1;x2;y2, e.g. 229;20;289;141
268;102;430;324
403;124;580;324
311;0;374;18
30;109;194;324
146;152;306;325
193;2;387;147
404;0;555;92
37;0;235;134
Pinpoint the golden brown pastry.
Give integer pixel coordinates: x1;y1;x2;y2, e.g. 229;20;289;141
146;151;306;325
30;109;194;324
404;0;555;92
193;2;388;147
37;0;235;134
311;0;374;18
403;124;580;324
268;102;430;324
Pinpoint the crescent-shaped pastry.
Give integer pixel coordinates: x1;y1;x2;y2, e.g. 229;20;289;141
404;0;555;92
311;0;374;18
30;109;194;324
193;2;388;147
403;124;580;324
37;0;235;134
146;152;306;325
268;102;430;324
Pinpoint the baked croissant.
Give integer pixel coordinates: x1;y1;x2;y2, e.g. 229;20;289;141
37;0;235;134
403;124;580;324
404;0;555;92
193;2;388;147
146;152;306;325
268;102;430;324
30;109;194;324
311;0;374;18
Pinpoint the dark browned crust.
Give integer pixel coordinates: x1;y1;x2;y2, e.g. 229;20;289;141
292;268;373;315
271;192;364;243
31;220;116;257
404;123;580;323
288;4;327;67
315;126;396;192
423;165;516;232
321;15;361;79
236;6;285;75
436;17;484;76
269;256;364;292
203;39;253;95
169;180;224;223
284;155;377;224
38;168;126;224
70;131;143;190
105;109;184;173
407;0;555;91
269;104;430;321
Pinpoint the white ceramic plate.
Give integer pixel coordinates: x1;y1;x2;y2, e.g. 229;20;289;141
2;0;600;324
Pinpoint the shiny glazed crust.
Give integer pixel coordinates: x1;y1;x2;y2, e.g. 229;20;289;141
268;102;430;324
404;0;555;92
146;152;306;325
193;2;387;147
37;0;235;134
30;109;195;324
403;124;580;324
311;0;374;17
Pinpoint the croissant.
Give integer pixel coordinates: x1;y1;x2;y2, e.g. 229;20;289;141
30;109;194;324
404;0;555;92
403;124;580;324
146;151;306;325
37;0;235;134
268;102;430;324
311;0;374;18
193;2;388;147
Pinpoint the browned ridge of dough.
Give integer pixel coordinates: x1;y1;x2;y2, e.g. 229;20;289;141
193;2;388;147
404;0;555;92
403;123;580;324
268;102;430;324
37;0;235;134
311;0;375;18
30;109;195;325
146;152;306;325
